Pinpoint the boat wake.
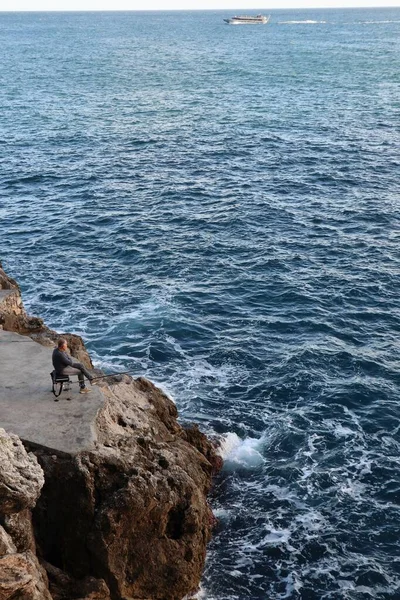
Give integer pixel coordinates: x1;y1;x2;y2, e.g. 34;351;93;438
361;20;400;24
278;20;327;24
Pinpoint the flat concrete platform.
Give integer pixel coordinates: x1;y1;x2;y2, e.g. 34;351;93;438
0;330;104;455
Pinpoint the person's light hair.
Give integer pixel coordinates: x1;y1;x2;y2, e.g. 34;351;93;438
57;338;67;349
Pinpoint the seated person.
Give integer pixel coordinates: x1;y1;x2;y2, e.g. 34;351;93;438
52;338;93;394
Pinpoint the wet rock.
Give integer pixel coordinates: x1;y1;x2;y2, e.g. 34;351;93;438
183;424;224;475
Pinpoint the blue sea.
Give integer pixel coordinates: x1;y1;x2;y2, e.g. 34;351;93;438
1;7;400;599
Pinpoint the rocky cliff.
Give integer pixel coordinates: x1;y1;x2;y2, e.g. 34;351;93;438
0;263;222;600
0;263;92;368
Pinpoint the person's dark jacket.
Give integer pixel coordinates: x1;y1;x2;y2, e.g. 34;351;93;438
52;348;82;375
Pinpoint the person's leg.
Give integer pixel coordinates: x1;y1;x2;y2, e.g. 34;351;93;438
72;362;93;386
79;364;93;382
78;371;85;389
61;366;86;389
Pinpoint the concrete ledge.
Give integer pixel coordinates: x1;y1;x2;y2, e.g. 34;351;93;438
0;330;104;455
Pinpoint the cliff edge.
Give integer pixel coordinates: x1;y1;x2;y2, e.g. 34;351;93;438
0;263;222;600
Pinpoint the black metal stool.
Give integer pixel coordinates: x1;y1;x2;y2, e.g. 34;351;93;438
50;370;71;401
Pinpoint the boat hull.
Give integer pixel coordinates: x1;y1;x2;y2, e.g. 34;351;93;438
224;15;270;25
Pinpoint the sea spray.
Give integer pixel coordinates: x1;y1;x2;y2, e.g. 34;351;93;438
218;432;266;470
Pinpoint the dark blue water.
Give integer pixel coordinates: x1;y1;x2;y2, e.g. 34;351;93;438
1;8;400;599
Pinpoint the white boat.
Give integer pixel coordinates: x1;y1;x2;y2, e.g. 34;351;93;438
224;14;270;25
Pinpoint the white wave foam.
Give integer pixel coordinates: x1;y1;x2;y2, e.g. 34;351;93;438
295;509;326;533
181;358;238;389
218;432;265;469
339;479;367;500
164;358;244;416
212;507;231;521
185;586;204;600
334;424;357;438
278;571;303;598
91;355;132;371
261;527;292;546
112;297;174;325
338;579;355;590
190;585;220;600
165;333;186;357
264;484;298;503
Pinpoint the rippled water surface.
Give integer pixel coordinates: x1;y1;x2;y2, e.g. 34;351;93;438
1;8;400;599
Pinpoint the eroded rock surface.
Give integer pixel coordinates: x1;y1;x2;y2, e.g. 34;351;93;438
0;429;44;515
0;265;45;336
0;528;16;556
0;552;52;600
32;376;219;600
0;264;221;599
0;263;92;368
0;428;50;600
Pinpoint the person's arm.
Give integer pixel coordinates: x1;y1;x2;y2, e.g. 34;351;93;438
71;360;83;370
58;350;86;373
58;350;74;367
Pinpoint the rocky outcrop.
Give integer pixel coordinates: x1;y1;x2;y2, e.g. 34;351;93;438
0;552;54;600
0;430;44;515
0;263;92;368
0;264;222;599
0;428;52;600
29;376;219;600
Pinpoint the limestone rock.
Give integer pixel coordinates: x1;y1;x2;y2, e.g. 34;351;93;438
0;265;92;367
0;528;16;556
182;424;224;474
0;429;44;515
0;266;44;334
32;378;221;600
0;265;19;290
0;551;52;600
42;560;111;600
0;264;222;600
3;511;36;554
